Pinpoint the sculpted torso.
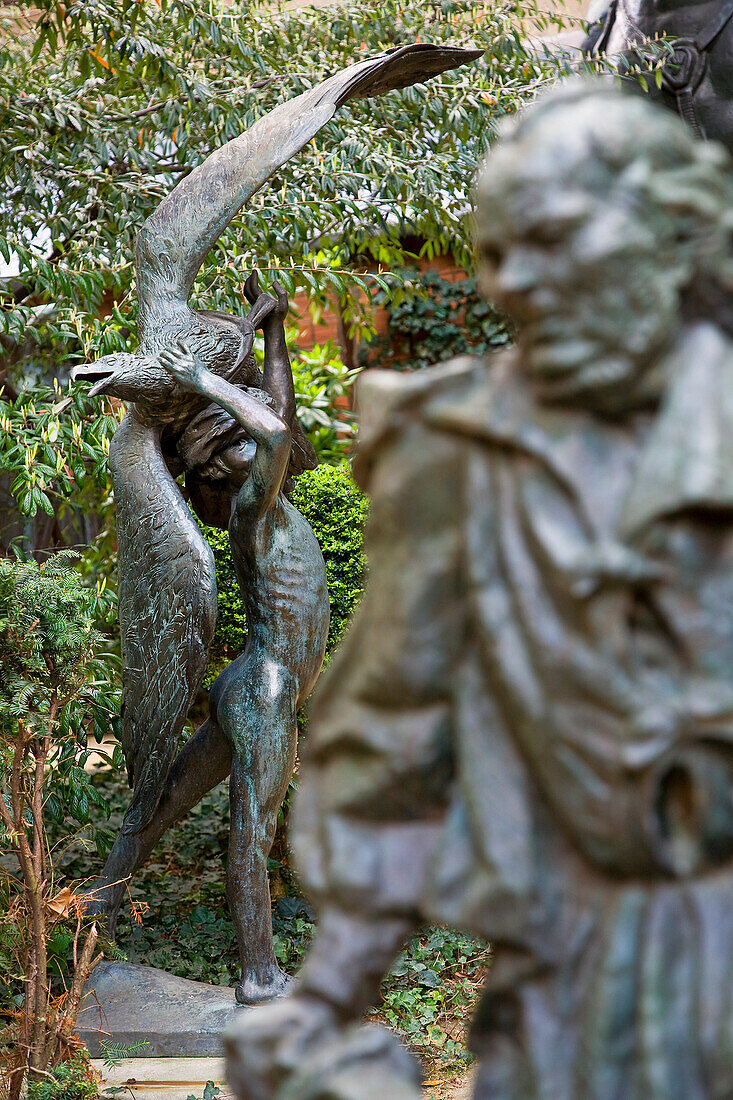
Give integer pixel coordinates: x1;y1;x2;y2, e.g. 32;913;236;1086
442;334;733;879
229;492;329;691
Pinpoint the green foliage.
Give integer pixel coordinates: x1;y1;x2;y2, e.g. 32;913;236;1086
0;382;119;621
0;384;116;521
0;555;120;1085
201;525;246;670
289;464;368;651
203;461;367;671
186;1083;220;1100
98;1040;149;1069
2;0;567;366
26;1054;99;1100
290;340;360;464
361;267;511;372
129;903;238;987
378;927;491;1070
0;552;120;846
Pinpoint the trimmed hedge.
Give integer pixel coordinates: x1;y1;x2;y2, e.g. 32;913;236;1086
203;462;367;673
290;463;368;651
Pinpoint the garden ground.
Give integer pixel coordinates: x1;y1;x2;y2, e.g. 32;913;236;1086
93;1056;474;1099
61;766;490;1087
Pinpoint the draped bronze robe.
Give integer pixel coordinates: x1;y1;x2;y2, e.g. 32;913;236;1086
294;323;733;1099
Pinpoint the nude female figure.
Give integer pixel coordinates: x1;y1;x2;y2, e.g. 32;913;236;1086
95;282;330;1003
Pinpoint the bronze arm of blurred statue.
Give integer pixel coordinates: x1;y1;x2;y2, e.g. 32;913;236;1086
225;81;733;1100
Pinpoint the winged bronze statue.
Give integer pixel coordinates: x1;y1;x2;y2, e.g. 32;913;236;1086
74;42;483;998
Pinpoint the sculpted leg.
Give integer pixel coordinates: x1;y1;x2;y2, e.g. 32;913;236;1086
86;717;231;934
223;673;298;1005
223;823;426;1099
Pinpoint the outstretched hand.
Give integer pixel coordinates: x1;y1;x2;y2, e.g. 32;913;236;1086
158;342;208;393
243;271;289;330
243;271;263;305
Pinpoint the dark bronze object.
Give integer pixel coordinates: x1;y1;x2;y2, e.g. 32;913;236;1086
583;0;733;149
226;82;733;1094
73;44;483;1004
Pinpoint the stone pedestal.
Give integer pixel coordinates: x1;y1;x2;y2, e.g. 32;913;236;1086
78;962;247;1057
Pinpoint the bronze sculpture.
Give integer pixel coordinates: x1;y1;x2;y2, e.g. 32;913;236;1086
73;44;483;1003
161;282;329;1005
583;0;733;149
226;81;733;1094
89;275;330;1006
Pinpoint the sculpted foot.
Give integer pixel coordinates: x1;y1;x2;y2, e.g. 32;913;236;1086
235;968;295;1005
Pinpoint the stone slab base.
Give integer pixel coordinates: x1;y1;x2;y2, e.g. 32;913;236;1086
78;962;248;1057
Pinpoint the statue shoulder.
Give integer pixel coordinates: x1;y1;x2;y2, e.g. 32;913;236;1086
354;354;502;483
621;322;733;534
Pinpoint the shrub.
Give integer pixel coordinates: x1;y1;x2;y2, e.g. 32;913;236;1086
202;527;248;670
290;339;360;465
0;554;119;1099
290;464;368;652
25;1054;99;1100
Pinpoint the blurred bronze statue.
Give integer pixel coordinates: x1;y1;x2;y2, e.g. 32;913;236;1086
73;44;483;1004
226;82;733;1095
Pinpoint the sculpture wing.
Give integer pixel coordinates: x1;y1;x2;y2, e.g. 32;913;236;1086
110;413;218;835
135;43;483;337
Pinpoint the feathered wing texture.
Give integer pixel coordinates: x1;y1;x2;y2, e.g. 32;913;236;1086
110;411;218;835
135;43;483;337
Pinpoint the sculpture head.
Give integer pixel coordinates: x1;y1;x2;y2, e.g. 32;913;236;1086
475;82;733;412
166;386;313;529
74;351;173;403
175;389;269;486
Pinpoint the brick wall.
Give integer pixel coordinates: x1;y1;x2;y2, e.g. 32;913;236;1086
291;248;468;368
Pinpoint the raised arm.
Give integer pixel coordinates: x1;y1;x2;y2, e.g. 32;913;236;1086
159;343;290;515
243;273;296;426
